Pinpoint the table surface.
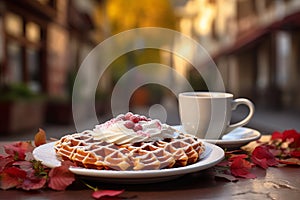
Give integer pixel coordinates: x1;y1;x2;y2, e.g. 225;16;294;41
1;140;300;200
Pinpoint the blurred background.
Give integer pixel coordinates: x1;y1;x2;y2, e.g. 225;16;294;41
1;0;300;140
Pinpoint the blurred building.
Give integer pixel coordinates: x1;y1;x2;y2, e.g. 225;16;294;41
0;0;101;131
1;0;300;134
0;0;98;97
175;0;300;112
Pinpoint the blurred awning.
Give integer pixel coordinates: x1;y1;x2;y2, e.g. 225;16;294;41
213;10;300;59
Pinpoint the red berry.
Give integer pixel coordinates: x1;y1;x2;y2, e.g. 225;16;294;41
133;124;143;131
130;115;140;123
124;120;135;129
125;112;133;120
139;116;149;121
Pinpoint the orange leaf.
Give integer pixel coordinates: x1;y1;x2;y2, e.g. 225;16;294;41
34;129;47;147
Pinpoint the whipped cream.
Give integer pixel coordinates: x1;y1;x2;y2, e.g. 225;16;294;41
91;112;177;145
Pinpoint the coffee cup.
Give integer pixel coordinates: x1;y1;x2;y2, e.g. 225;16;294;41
178;92;254;139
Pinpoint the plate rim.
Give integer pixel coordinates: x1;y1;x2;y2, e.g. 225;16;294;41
33;141;224;179
172;125;261;145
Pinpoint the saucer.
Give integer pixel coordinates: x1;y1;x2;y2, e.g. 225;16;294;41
172;126;261;149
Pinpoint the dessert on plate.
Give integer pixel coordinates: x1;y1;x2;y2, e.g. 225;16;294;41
54;112;205;171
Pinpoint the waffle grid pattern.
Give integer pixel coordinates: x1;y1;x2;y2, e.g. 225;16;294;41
54;131;205;171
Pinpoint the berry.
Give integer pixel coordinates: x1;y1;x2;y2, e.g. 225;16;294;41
139;116;149;121
124;112;133;120
130;115;140;123
124;120;135;129
133;124;143;131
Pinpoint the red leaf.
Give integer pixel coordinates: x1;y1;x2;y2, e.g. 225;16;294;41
34;128;47;147
4;167;27;179
13;161;33;171
18;167;47;190
48;165;75;191
282;130;300;148
4;142;34;161
290;150;300;158
0;172;20;190
92;189;124;199
271;131;283;140
282;129;298;140
20;176;47;190
253;158;268;169
229;154;249;161
0;167;27;190
230;157;256;179
0;155;14;172
251;146;278;169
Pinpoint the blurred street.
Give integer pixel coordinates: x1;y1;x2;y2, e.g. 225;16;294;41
1;107;300;141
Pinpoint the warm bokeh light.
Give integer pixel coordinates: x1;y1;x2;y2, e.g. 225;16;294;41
1;0;300;137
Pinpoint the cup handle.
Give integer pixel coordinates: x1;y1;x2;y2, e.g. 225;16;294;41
226;98;255;133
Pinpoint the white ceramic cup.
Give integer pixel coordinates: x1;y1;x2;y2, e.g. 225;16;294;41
178;92;255;139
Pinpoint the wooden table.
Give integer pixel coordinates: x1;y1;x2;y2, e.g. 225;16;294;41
1;141;300;200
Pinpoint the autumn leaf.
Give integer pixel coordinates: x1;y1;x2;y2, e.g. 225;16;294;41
251;146;278;169
290;150;300;158
282;129;300;148
34;128;47;147
48;165;75;190
20;176;47;190
4;142;34;161
278;158;300;165
230;157;256;179
0;171;21;190
228;154;249;161
271;131;283;140
4;166;27;179
92;189;124;199
0;167;27;190
0;155;14;172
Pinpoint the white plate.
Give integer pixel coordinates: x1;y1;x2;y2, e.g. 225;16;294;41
173;126;261;149
33;141;224;184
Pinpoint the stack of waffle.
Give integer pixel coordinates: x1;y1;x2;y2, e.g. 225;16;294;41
54;131;205;171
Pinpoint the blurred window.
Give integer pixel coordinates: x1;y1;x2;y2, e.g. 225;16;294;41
7;42;22;83
4;11;44;91
27;48;41;92
26;22;41;43
5;12;23;37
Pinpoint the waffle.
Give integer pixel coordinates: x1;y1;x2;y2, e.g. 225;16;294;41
54;131;205;171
